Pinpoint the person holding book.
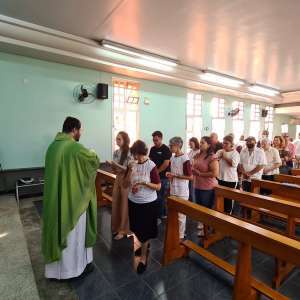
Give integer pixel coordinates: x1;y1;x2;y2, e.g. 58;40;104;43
124;140;161;274
109;131;133;240
166;137;192;240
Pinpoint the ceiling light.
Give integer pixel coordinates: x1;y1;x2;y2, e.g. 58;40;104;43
248;85;279;97
136;58;173;72
199;71;244;88
101;40;178;67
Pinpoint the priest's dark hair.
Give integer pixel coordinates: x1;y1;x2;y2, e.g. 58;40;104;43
62;116;81;133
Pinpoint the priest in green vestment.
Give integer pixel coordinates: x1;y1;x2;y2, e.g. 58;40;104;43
42;116;100;279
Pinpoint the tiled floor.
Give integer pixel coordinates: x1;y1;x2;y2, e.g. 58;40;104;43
18;196;300;300
0;195;39;300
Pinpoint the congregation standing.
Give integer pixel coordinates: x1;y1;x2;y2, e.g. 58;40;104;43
42;116;300;279
107;129;300;274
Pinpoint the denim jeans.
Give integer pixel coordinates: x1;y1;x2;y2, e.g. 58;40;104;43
157;177;169;217
194;188;215;209
189;181;195;203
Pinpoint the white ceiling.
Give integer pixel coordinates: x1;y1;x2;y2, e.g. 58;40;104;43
1;0;300;92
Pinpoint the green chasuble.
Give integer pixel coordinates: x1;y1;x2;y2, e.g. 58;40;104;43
42;132;100;264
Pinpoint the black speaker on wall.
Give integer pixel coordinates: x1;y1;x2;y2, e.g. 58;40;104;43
96;83;108;99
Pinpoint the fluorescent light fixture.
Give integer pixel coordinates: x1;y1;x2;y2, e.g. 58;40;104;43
101;40;178;67
199;71;244;88
136;58;173;72
248;84;279;97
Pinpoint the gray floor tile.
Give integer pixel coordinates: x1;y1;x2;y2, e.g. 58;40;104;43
70;267;113;299
143;258;204;296
116;279;158;300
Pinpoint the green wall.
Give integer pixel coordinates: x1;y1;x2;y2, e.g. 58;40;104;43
0;51;294;170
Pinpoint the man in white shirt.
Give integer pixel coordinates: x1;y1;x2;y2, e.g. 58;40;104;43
261;138;282;181
239;136;266;192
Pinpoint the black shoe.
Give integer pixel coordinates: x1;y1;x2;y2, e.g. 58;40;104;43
137;262;147;274
134;244;150;256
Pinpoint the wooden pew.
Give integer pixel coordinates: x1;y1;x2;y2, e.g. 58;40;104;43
242;179;300;287
291;168;300;176
215;186;300;237
274;174;300;186
214;186;300;288
163;196;300;300
249;179;300;227
95;169;116;206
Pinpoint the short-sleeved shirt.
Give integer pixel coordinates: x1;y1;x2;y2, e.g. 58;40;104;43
187;149;200;165
263;147;282;175
193;153;218;190
128;159;160;204
240;147;266;181
286;142;296;159
216;149;240;182
170;154;192;198
149;144;172;179
294;139;300;156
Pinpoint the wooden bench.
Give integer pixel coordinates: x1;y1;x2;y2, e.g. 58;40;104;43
291;168;300;176
238;180;300;288
274;174;300;186
163;196;300;300
248;179;300;231
213;186;300;288
95;169;116;206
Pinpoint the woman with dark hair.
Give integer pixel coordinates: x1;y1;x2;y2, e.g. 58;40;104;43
192;136;219;236
216;135;240;214
109;131;132;240
188;137;200;160
273;136;290;174
124;140;161;274
187;137;200;202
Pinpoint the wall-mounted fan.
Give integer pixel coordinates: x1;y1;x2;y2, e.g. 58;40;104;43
261;109;268;118
227;108;240;117
73;84;96;104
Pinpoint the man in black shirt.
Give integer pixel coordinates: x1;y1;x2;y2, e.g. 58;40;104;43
149;131;172;219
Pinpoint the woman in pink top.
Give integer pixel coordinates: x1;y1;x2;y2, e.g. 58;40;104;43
192;136;219;236
192;136;219;208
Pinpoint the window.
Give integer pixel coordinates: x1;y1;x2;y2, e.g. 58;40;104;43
296;125;300;139
186;92;202;148
211;97;225;140
281;123;288;133
250;104;260;139
264;106;274;138
232;101;244;143
112;79;139;151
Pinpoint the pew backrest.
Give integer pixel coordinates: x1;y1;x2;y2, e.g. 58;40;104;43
291;169;300;176
215;185;300;218
274;174;300;186
251;179;300;202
